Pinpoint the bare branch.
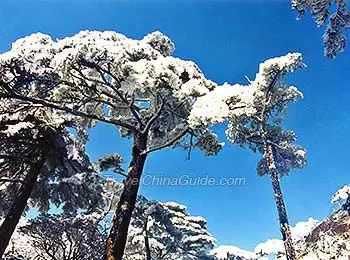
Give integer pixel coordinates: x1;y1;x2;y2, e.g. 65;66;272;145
78;58;145;128
142;128;189;155
186;133;194;160
141;95;164;135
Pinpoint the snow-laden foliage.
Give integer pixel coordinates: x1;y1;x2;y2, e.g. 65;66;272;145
0;56;108;216
0;114;104;215
330;184;350;214
299;211;350;259
1;219;34;260
7;178;123;260
125;196;215;260
331;184;350;204
300;235;350;260
19;213;107;260
292;0;350;57
0;30;222;156
190;53;307;260
0;31;224;258
190;53;307;177
10;178;214;260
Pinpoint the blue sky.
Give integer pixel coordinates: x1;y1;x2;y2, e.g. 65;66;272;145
1;0;350;251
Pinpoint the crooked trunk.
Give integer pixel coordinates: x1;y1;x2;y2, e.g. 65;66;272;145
106;133;148;260
265;144;296;260
0;157;45;257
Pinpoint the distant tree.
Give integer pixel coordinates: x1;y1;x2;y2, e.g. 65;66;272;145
292;0;350;57
0;31;223;259
125;196;215;260
20;213;106;260
14;185;215;260
190;53;307;260
15;178;122;260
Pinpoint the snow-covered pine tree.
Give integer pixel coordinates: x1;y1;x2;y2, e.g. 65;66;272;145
19;213;107;260
12;177;123;260
0;31;223;260
292;0;350;57
9;179;215;260
0;61;109;256
0;114;105;256
190;53;307;260
125;196;215;260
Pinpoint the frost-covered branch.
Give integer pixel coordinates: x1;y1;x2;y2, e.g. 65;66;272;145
0;92;135;131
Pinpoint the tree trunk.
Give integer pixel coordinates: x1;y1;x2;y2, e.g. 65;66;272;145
0;157;45;258
106;133;148;260
265;144;296;260
144;216;152;260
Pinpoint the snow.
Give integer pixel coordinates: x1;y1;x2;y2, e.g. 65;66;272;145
3;218;36;259
141;31;175;56
291;217;319;242
252;53;304;92
190;52;305;136
254;239;284;256
1;122;35;137
295;149;306;157
2;30;214;101
163;201;187;211
189;83;256;127
210;245;255;259
331;185;350;204
0;30;224;156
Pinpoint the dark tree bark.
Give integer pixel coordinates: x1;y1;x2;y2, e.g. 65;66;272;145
0;156;45;257
106;133;148;260
144;216;152;260
265;144;296;260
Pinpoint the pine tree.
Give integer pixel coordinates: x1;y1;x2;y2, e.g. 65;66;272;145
190;53;307;260
126;196;215;260
0;60;106;256
0;31;223;260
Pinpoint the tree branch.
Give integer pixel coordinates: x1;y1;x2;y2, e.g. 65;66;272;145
141;95;164;135
0;93;136;131
141;128;189;155
0;178;25;184
78;58;145;128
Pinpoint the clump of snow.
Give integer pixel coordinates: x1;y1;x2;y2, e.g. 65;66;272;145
163;201;187;211
291;217;319;242
1;122;35;137
254;239;284;256
211;245;255;260
252;53;304;92
141;31;175;56
188;83;256;128
331;185;350;204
